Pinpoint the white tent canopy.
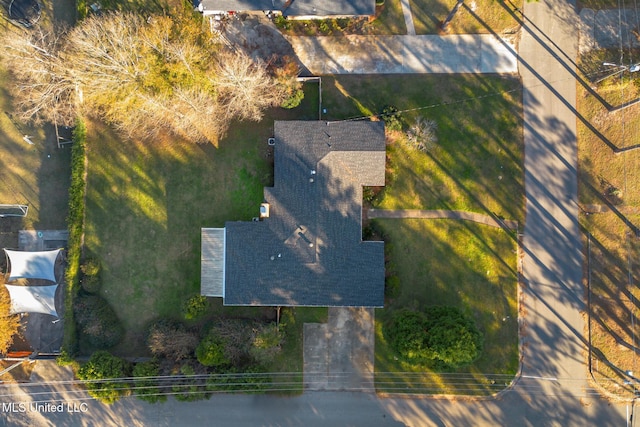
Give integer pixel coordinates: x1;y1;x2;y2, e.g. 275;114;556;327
4;284;59;317
4;249;61;282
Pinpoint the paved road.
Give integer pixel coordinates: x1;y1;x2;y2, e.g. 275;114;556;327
518;0;585;396
0;376;627;427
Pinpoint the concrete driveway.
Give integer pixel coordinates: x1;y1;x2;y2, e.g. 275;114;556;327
287;34;518;74
304;307;374;391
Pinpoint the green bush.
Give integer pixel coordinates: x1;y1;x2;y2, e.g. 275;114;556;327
133;360;166;403
63;118;87;355
318;20;330;34
273;15;290;30
172;363;210;402
381;105;402;131
281;89;305;109
423;306;483;368
80;258;101;294
196;332;230;367
383;307;483;368
56;349;79;370
385;275;400;299
206;365;270;394
147;319;198;361
182;295;208;321
250;323;284;366
74;294;124;349
383;309;430;362
77;351;130;404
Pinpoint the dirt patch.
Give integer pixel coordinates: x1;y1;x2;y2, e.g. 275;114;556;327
586;224;640;398
220;14;310;75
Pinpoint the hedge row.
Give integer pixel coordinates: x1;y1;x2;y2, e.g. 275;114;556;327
62;119;87;355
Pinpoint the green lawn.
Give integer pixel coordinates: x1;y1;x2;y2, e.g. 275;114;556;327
369;0;408;35
322;74;524;223
374;219;519;394
320;74;523;394
84;83;321;356
0;66;71;241
84;73;523;396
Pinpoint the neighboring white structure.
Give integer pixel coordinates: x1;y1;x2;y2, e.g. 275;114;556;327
4;284;59;317
3;248;61;317
4;249;61;283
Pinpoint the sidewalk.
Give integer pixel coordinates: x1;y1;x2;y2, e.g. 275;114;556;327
368;209;518;229
287;34;518;74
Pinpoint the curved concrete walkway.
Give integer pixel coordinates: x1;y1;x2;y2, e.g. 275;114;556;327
368;208;519;229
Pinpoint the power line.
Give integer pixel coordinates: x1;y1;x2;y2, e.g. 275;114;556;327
0;370;611;398
0;380;605;402
3;370;599;388
328;71;609;124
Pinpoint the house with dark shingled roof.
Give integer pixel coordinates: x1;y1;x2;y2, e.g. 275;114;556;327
201;120;386;307
197;0;376;20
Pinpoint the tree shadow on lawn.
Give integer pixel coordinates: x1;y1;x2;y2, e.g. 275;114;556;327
325;73;525;223
82;85;320;356
586;218;640;379
374;218;518;394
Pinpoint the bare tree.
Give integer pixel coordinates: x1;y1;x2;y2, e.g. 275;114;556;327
2;12;296;144
214;50;288;124
406;117;438;152
2;27;77;126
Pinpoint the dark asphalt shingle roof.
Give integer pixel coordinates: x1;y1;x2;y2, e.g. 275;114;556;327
198;0;375;16
223;120;385;307
284;0;375;17
199;0;283;13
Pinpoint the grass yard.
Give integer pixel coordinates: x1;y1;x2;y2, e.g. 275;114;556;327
320;74;523;394
370;0;408;34
409;0;522;35
85;72;523;395
322;74;524;223
374;219;519;394
577;60;640;206
577;49;640;398
0;66;71;247
84;83;322;356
